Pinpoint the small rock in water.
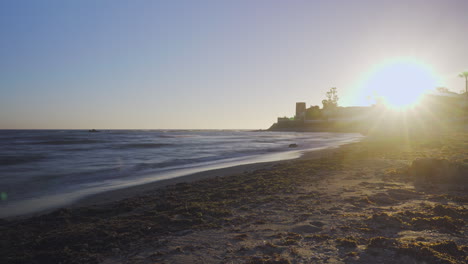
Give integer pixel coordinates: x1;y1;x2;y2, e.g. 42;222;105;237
289;143;298;148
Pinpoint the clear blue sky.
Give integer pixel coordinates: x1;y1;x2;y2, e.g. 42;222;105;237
1;0;467;129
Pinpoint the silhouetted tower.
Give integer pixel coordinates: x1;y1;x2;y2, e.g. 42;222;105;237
296;102;306;120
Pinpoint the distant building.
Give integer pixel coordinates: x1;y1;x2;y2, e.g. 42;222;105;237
277;117;290;123
296;102;306;120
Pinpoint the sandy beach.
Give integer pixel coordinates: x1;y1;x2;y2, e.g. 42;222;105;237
2;1;467;264
1;133;467;264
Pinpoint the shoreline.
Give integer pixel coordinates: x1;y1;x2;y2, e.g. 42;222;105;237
1;133;467;264
74;147;338;209
3;146;340;220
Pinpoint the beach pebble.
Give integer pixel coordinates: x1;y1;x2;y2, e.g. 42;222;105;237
310;221;325;227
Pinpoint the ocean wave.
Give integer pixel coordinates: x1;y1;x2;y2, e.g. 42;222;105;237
157;134;197;138
30;139;105;145
115;143;173;149
0;155;46;166
133;156;224;171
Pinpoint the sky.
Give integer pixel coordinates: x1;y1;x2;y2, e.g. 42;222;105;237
1;0;467;129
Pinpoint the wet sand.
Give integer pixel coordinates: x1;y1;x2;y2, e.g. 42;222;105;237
1;134;467;264
74;147;337;209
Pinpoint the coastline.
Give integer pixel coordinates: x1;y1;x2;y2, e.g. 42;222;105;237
6;146;339;220
0;130;363;219
0;131;362;218
1;133;466;264
74;147;337;209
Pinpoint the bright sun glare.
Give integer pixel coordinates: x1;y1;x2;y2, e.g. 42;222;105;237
360;58;440;110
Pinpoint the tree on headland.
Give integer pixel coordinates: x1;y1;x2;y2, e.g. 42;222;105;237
322;87;339;109
459;72;468;96
321;87;339;121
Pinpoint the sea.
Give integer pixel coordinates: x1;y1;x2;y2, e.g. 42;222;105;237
0;130;363;218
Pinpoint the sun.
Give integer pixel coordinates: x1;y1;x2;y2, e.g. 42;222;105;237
359;58;440;110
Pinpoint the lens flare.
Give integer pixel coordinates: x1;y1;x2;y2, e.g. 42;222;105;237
356;58;441;110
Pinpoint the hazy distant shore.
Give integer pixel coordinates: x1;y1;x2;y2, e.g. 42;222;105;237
1;133;467;264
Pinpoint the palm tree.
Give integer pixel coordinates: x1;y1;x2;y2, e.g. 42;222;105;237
459;72;468;96
460;73;468;120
